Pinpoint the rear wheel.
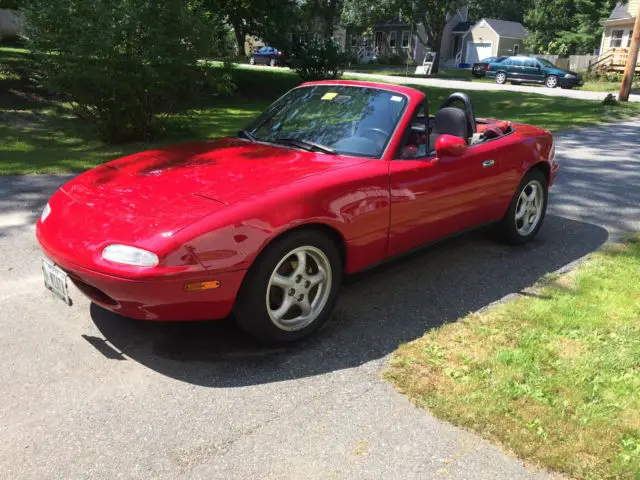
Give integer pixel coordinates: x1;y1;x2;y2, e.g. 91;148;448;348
234;230;342;344
498;169;548;245
545;75;559;88
495;72;507;85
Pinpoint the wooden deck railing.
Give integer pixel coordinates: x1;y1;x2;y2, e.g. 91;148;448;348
589;48;640;73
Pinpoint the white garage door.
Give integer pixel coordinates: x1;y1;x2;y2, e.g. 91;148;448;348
466;42;493;64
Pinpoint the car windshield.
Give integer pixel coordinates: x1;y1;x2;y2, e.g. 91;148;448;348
244;85;408;158
538;58;555;68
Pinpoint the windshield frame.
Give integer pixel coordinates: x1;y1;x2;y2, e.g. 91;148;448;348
243;84;411;160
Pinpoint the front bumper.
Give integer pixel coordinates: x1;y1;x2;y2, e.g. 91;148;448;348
559;76;584;87
39;243;246;321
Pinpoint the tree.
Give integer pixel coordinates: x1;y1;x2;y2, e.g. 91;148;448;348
0;0;21;8
524;0;620;55
468;0;533;23
203;0;298;56
342;0;465;73
302;0;345;38
23;0;232;142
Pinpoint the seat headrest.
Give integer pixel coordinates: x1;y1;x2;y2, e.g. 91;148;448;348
433;107;470;141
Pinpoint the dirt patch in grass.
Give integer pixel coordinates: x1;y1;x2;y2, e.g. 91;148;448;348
384;235;640;480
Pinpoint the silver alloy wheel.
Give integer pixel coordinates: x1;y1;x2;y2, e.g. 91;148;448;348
265;246;332;332
496;72;506;84
546;75;558;88
515;180;544;236
249;57;255;65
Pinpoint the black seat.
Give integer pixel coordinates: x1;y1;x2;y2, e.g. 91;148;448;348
432;107;470;141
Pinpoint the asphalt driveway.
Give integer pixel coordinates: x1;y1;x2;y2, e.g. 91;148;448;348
1;120;639;479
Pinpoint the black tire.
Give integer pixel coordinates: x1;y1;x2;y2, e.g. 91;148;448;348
233;229;343;344
249;57;256;65
269;58;276;67
545;75;559;88
498;169;548;245
495;72;507;85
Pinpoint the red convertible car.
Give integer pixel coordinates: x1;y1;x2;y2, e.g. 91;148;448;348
37;80;558;343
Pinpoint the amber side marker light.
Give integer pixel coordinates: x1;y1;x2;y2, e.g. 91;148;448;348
185;280;222;292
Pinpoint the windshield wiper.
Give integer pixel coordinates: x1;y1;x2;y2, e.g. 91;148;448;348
272;137;336;155
237;129;257;142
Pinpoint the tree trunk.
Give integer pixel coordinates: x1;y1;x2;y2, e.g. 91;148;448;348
234;27;246;57
426;35;443;75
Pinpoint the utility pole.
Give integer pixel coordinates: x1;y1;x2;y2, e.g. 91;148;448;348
619;6;640;101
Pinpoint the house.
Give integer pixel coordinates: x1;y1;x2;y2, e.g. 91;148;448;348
592;0;640;73
341;8;527;67
343;7;470;65
600;0;638;54
458;18;527;65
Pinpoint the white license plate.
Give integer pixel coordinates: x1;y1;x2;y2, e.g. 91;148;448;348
42;259;72;305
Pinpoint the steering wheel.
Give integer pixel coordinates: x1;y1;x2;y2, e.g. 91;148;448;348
364;127;390;139
439;92;476;139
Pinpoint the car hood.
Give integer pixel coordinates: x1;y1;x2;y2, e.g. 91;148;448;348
62;137;365;220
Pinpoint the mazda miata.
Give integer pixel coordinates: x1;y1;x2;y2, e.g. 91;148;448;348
37;80;558;343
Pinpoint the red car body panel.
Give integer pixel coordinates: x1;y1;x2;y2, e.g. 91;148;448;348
36;80;557;321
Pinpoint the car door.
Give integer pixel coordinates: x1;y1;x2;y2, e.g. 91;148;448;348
256;47;270;64
508;58;526;80
387;116;511;258
522;58;543;82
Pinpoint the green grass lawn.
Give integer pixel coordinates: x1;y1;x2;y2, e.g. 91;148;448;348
2;46;640;174
343;72;640;131
384;235;640;480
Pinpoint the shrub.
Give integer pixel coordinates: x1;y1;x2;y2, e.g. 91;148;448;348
291;38;347;81
22;0;233;143
376;54;406;66
602;93;618;106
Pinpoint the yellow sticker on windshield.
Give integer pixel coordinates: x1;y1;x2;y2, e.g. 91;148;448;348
321;92;338;100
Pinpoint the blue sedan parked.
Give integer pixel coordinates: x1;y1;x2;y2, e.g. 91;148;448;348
249;46;285;67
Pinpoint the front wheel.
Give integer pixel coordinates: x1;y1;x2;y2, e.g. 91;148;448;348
234;230;343;343
545;75;559;88
249;57;256;65
495;72;507;85
269;58;276;67
498;169;548;245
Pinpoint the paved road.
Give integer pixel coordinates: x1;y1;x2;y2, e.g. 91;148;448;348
345;71;640;103
1;120;639;479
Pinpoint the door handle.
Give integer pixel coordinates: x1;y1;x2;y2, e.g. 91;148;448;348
482;159;495;168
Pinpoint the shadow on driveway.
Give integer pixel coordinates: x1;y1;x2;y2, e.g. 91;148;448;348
91;214;608;387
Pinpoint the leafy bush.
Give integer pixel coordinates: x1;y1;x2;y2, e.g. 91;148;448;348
375;54;406;66
604;72;624;83
22;0;233;143
291;38;347;81
602;93;618;106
